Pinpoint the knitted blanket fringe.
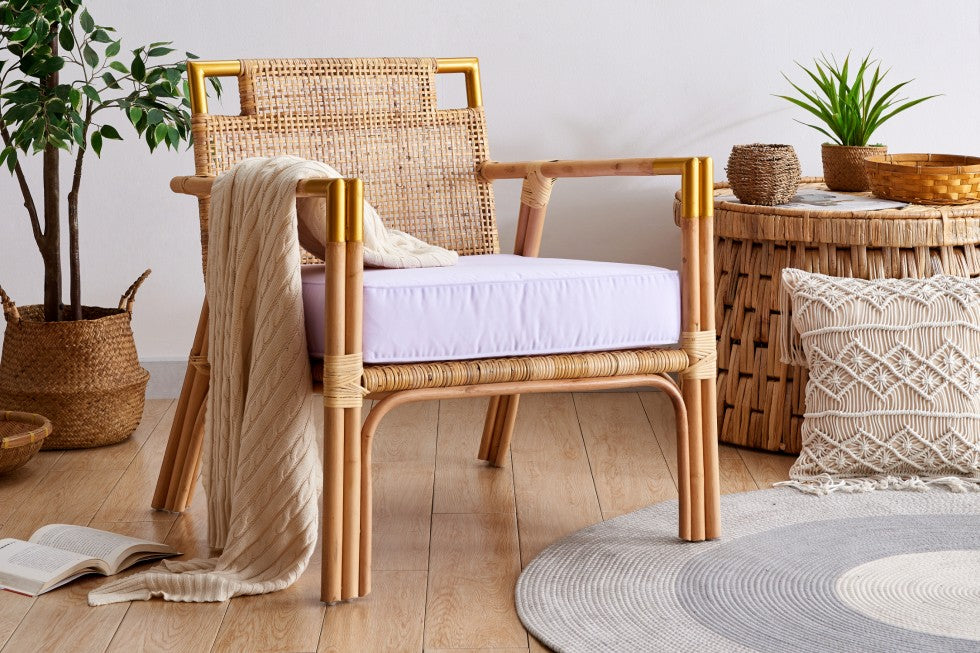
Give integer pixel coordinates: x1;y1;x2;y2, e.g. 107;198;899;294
89;157;355;605
776;474;980;495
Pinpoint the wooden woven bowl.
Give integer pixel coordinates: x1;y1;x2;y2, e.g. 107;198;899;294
865;153;980;205
0;411;52;473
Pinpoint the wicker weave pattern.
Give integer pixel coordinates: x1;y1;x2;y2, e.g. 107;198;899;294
312;349;690;393
865;153;980;205
0;305;149;449
193;58;498;269
0;411;51;474
706;180;980;453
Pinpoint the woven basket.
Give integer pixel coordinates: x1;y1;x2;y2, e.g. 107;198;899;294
0;271;151;449
0;411;52;473
821;144;886;191
726;144;801;206
865;153;980;205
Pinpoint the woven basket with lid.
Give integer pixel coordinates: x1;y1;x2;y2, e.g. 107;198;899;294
0;271;151;449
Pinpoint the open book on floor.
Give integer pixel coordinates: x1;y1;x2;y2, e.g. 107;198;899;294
0;524;179;597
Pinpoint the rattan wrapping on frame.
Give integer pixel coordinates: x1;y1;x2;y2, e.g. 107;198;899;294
193;58;498;271
311;349;691;394
692;179;980;453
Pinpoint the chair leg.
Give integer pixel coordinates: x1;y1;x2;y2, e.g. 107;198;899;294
323;403;345;603
479;394;520;466
152;301;209;512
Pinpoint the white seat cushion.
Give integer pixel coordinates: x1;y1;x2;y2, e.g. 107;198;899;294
302;254;680;363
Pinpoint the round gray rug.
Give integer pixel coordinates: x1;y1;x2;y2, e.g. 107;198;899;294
516;488;980;652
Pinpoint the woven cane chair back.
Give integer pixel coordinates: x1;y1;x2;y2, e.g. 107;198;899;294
192;57;499;263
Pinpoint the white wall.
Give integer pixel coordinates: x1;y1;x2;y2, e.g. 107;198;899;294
2;0;979;363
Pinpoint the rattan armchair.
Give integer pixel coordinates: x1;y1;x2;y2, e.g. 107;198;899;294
152;57;720;603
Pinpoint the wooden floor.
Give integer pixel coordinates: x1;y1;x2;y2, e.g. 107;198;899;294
0;392;793;653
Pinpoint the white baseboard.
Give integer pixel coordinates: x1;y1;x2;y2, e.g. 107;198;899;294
142;359;187;399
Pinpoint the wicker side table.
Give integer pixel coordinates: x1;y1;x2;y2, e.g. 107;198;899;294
677;178;980;453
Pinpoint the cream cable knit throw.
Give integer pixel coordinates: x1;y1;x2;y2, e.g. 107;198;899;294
89;157;454;606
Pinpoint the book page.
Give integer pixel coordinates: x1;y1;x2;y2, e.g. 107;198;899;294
0;539;97;594
29;524;171;569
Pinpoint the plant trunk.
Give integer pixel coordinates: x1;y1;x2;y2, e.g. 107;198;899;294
67;125;86;321
41;27;62;322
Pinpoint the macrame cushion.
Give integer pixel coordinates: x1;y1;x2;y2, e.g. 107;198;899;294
302;254;681;363
780;269;980;494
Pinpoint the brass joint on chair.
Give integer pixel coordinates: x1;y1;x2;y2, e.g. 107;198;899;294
322;354;368;408
187;60;242;115
520;163;556;209
435;57;482;108
680;158;701;219
345;179;364;243
327;179;347;243
679;330;717;380
698;156;714;218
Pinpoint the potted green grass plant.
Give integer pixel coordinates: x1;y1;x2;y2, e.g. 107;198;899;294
0;0;217;448
777;52;937;191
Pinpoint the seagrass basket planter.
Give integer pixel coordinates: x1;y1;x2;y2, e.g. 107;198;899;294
726;144;801;206
676;179;980;453
822;144;886;192
0;272;151;450
0;411;52;473
865;153;980;205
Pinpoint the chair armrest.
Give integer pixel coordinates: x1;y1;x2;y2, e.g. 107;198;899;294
478;157;693;181
170;174;349;198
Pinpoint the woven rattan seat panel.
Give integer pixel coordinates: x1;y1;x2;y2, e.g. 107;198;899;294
311;348;690;393
192;57;498;266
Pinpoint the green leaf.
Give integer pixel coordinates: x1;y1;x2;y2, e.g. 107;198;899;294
128;106;142;125
0;146;12;169
146;108;164;124
83;43;99;67
90;129;102;156
100;124;122;140
167;125;179;147
8;26;32;43
147;46;175;57
58;25;75;51
5;148;17;172
131;55;145;81
108;60;129;74
91;29;111;43
153;122;167;145
105;40;120;57
101;72;121;89
79;8;95;32
68;87;81;110
81;84;100;103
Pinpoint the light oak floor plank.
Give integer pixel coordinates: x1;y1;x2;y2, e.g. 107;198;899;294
424;513;526;650
509;394;602;566
433;398;515;515
739;447;796;488
319;570;427;653
574;392;676;519
91;402;180;524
